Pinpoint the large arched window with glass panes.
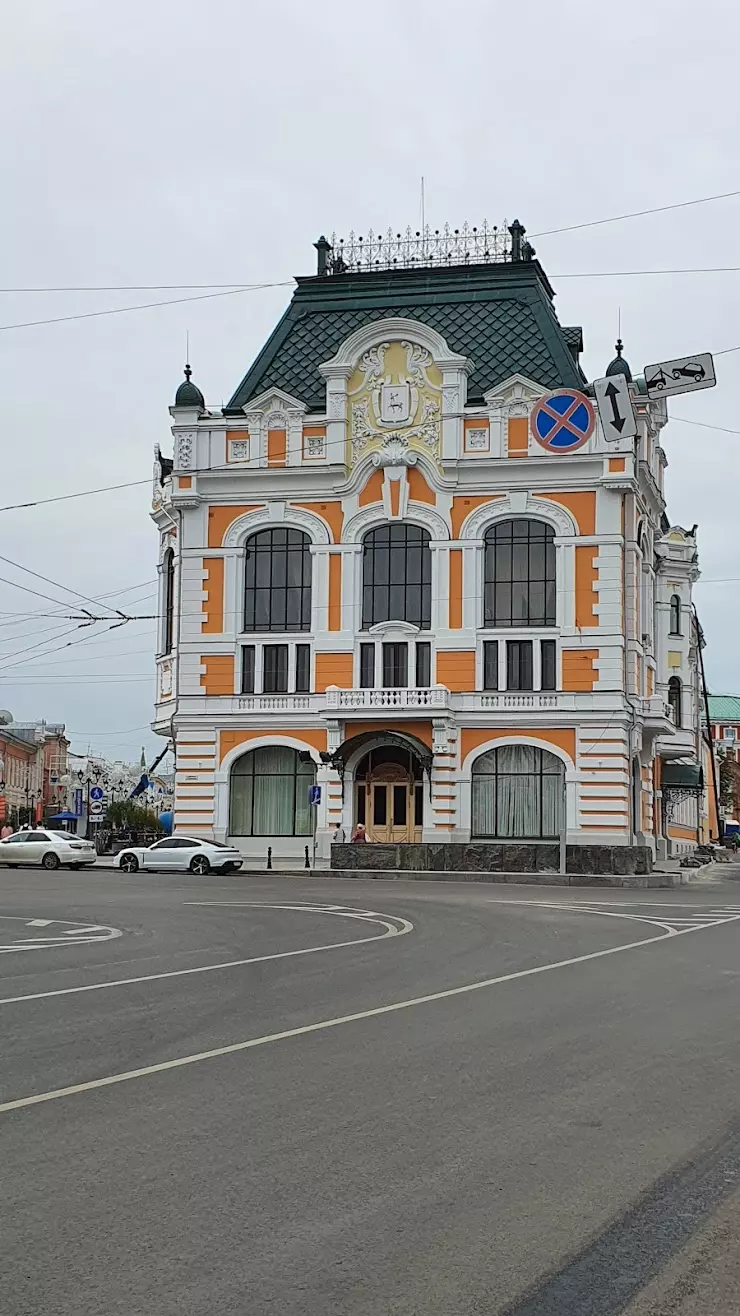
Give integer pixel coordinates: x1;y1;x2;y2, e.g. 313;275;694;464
471;744;564;839
229;746;315;836
362;524;431;629
484;519;556;628
244;528;312;632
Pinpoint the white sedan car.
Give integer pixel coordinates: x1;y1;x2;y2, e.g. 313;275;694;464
0;828;97;870
115;835;243;875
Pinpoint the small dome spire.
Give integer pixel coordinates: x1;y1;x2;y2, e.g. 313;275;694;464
174;363;205;409
605;338;632;382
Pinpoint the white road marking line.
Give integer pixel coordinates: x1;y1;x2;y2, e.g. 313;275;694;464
0;918;731;1117
0;905;413;1007
0;917;122;954
487;898;740;935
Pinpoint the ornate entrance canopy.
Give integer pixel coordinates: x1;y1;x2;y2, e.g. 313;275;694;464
327;730;433;781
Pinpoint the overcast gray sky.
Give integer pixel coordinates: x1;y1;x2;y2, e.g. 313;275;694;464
0;0;737;760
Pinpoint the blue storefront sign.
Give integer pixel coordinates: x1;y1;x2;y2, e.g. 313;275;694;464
73;788;83;817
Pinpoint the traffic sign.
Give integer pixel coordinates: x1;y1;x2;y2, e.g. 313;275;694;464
89;800;104;815
309;785;321;806
592;374;638;444
644;352;716;400
530;389;595;453
89;785;104;801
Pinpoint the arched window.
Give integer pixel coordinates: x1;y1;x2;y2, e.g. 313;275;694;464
471;744;564;839
362;524;431;629
669;594;681;635
162;547;175;655
244;528;312;632
484;519;556;628
229;746;315;836
668;676;682;727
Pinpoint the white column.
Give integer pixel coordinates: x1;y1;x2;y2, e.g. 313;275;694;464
430;542;448;632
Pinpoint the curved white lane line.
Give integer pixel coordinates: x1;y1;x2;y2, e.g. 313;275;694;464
1;917;736;1117
487;899;678;934
0;916;122;954
485;898;737;935
0;903;413;1007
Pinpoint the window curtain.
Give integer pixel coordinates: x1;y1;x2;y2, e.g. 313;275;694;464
229;746;315;837
471;745;564;839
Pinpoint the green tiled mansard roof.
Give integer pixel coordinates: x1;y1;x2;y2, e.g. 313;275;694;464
225;261;586;413
707;695;740;724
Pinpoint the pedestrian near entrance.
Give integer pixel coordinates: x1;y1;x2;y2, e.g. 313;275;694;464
351;823;368;843
332;823;345;844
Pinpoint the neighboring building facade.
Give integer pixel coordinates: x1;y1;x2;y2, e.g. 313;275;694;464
0;726;45;827
6;721;70;816
152;223;705;863
708;694;740;762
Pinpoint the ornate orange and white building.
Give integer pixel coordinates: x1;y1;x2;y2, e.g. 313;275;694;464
152;223;704;867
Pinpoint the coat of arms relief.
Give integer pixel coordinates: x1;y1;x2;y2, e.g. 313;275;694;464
348;340;442;465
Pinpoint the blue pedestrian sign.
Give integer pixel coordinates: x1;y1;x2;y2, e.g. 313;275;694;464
531;389;595;453
309;785;321;806
89;785;104;801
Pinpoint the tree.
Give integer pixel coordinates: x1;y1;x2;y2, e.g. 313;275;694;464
717;748;740;818
107;800;164;833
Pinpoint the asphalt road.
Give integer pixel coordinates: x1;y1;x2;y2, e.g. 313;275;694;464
2;866;740;1315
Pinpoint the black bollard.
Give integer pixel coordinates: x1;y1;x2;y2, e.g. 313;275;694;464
304;845;311;869
266;846;272;870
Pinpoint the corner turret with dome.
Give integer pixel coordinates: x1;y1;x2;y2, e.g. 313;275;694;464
173;363;205;410
605;338;632;382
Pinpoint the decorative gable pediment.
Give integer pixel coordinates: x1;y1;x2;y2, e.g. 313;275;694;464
483;373;546;417
242;387;307;426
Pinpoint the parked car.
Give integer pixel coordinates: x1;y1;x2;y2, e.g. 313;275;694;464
115;835;243;875
0;828;97;870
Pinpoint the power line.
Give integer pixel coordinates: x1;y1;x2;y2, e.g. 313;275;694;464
65;723;154;735
529;187;740;239
0;283;250;293
553;265;740;279
0;573;84;609
672;417;740;435
0;281;293;333
3;189;740;298
0;478;151;513
0;552;126;617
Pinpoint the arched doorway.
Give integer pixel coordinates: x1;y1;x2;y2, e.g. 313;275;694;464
354;746;424;843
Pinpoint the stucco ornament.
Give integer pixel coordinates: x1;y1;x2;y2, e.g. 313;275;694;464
348;340;442;464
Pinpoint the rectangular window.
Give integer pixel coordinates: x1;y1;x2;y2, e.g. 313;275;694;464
483;640;499;690
415;642;431;688
393;785;407;826
295;644;311;693
373;785;387;826
541;640;556;691
262;644;288;693
414;783;424;828
507;640;533;691
240;645;255;694
382;642;408;688
359;643;375;689
356;785;366;825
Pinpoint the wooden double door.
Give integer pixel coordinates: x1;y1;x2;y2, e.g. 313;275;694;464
356;762;423;843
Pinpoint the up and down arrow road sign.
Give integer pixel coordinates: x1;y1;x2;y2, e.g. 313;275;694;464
592;374;638;444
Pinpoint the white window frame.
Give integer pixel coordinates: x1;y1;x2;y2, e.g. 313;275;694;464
476;631;560;693
236;637;314;695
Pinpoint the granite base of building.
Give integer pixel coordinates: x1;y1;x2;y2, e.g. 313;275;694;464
330;842;653;876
